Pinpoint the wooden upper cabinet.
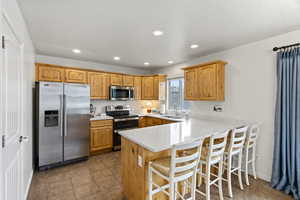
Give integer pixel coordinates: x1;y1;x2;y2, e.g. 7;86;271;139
183;61;226;101
134;76;142;100
197;65;217;99
65;69;87;83
141;76;154;100
153;76;159;100
110;74;123;86
36;63;65;82
88;72;110;100
184;69;198;100
123;75;134;86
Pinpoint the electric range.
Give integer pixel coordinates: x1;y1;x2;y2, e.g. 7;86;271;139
106;105;139;151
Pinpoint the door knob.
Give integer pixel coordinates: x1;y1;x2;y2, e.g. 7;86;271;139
19;136;29;143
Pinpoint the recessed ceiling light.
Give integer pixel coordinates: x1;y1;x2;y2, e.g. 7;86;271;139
152;30;164;36
190;44;199;49
72;49;81;54
168;61;174;64
144;62;150;66
114;56;120;61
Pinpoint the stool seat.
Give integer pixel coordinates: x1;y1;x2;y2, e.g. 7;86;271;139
148;139;203;200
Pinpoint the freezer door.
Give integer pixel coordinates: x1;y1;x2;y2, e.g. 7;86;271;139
63;83;90;161
38;82;64;166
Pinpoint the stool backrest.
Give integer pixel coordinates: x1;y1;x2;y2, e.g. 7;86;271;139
228;126;248;154
207;130;229;165
246;124;259;148
170;139;203;182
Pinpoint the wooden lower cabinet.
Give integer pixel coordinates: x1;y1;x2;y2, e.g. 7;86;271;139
139;116;176;128
90;120;113;153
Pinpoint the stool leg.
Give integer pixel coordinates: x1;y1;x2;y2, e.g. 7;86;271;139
148;166;153;200
206;165;211;200
218;160;224;200
245;147;250;186
252;146;257;179
175;182;178;199
169;181;175;200
191;172;197;200
238;152;244;190
227;157;233;198
197;164;203;187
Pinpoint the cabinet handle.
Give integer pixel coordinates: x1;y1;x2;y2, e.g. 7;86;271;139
132;148;135;154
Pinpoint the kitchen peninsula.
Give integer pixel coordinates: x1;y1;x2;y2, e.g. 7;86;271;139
119;116;247;200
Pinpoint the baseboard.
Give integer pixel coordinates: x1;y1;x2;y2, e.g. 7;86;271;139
257;171;271;182
24;170;33;200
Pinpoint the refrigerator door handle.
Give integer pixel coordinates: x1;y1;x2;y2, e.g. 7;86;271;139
63;94;68;137
60;94;64;137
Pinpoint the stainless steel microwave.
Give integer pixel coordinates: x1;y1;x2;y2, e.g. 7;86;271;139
110;85;134;101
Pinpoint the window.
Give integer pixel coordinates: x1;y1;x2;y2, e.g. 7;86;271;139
167;77;190;111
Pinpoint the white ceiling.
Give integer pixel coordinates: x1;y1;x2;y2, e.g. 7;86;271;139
19;0;300;68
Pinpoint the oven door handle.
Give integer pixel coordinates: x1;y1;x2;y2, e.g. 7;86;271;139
114;127;137;133
114;117;139;122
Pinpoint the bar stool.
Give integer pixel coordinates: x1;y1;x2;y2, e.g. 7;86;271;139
196;130;229;200
222;126;248;198
244;124;259;186
148;138;203;200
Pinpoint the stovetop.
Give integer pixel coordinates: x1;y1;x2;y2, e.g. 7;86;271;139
105;105;139;119
111;114;139;119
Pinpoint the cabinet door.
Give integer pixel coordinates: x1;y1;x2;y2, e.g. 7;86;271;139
110;74;123;86
141;77;154;100
197;64;217;99
152;117;162;125
123;75;134;86
134;76;142;100
153;76;159;100
65;69;87;83
36;64;65;82
88;72;110;99
184;69;198;100
90;126;113;152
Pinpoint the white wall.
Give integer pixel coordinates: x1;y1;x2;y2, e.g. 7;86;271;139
36;55;151;75
2;0;36;199
153;29;300;181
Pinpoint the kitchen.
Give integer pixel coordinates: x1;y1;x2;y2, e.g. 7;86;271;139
1;0;300;200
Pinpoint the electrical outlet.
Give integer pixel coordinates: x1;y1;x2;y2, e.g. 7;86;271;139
213;105;223;112
138;155;143;167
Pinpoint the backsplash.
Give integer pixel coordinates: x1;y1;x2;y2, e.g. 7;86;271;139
91;100;160;115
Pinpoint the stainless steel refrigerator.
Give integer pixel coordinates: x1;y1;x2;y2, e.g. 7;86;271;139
36;82;90;170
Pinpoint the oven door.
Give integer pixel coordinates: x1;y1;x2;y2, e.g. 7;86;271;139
110;86;132;101
113;118;139;150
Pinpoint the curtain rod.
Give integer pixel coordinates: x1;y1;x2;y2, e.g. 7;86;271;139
273;43;300;51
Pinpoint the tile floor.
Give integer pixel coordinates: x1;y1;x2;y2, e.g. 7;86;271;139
28;151;292;200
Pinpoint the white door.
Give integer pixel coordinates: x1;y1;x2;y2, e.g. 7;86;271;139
1;13;24;200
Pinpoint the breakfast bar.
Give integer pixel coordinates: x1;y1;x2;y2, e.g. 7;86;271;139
119;116;247;200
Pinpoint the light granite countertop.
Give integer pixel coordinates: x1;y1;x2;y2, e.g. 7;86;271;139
135;113;184;122
90;115;113;121
119;116;248;152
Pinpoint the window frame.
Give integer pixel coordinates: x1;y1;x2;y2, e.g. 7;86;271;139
166;76;189;113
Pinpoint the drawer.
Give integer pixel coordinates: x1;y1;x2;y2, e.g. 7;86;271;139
90;120;113;127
